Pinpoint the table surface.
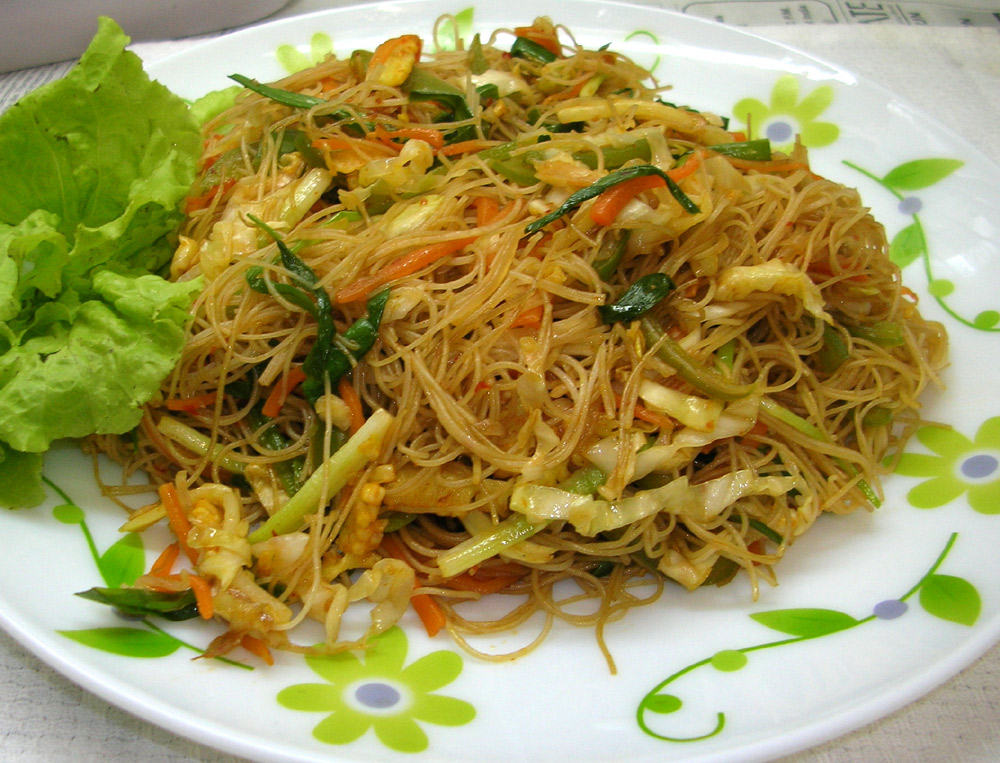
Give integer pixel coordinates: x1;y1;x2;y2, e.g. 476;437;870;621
1;2;999;761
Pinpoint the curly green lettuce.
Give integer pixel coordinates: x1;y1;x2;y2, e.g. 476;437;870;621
0;17;203;507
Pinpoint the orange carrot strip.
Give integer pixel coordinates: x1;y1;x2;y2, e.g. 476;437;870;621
261;367;307;419
741;418;769;449
666;151;703;183
439;138;493;157
184;179;236;214
509;304;544;329
149;542;180;577
335;236;477;304
165;392;218;413
158;483;197;565
589;174;666;226
444;570;523;595
410;593;447;637
188;574;215;620
631;402;676;431
389;127;445;148
473;196;503;227
241;634;275;665
337;376;365;435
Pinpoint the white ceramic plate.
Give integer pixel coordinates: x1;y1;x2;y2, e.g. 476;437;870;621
3;1;999;761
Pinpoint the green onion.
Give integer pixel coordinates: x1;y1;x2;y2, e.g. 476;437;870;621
525;164;699;235
248;408;394;542
229;73;326;109
599;273;674;324
759;397;881;507
510;36;558;64
748;518;784;545
156;416;248;474
817;323;850;373
247;406;305;496
76;587;199;621
435;466;605;578
573;139;651;170
640;317;757;401
592;229;630;281
710;139;773;162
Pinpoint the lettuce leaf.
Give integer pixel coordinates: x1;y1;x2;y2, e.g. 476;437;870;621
0;18;203;508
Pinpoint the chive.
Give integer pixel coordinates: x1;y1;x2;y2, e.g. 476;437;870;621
640;317;757;401
748;518;783;545
510;36;558;64
702;555;740;587
247;406;305;496
590;560;615;578
759;397;882;507
468;33;489;75
229;73;326;109
248;409;394;542
599;273;674;324
592;229;630;281
711;139;773;162
525;164;699;234
76;587;199;621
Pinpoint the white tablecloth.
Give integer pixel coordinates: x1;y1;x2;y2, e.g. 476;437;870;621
0;3;998;760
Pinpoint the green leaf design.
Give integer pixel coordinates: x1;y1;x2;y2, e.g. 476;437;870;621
889;222;926;268
645;694;682;714
919;574;981;626
59;626;182;658
750;608;859;637
97;532;145;588
882;159;964;191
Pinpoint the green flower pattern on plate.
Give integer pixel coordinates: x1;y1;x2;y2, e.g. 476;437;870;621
732;74;839;151
893;417;1000;513
277;626;475;753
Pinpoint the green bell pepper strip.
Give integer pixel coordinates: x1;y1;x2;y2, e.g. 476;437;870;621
525;164;700;234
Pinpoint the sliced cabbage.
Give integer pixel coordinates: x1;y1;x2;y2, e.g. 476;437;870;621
637;378;723;431
714;260;832;323
510;467;803;537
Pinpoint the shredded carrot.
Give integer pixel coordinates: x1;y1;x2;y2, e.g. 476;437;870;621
337;376;365;435
149;542;180;577
335;236;477;303
389;127;445;148
444;570;523;595
410;593;447;637
311;136;361;152
241;634;275;665
165;392;218;413
590;174;666;226
188;574;215;620
184;179;236;214
158;483;197;565
473;196;505;227
614;393;675;431
543;75;591;104
509;304;544;329
741;418;770;448
729;131;748;142
261;367;307;419
439;138;493;157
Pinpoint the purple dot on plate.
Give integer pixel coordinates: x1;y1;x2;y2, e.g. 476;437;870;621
898;196;923;215
766;121;793;142
874;599;908;619
961;453;998;479
355;682;401;709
